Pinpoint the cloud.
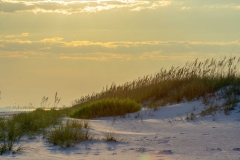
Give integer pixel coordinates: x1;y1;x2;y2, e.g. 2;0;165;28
4;33;29;38
139;50;202;60
0;51;47;58
58;52;133;61
1;35;240;47
0;1;35;13
188;40;240;45
0;34;240;60
139;51;165;60
1;0;240;15
0;39;32;44
58;51;200;61
181;6;190;10
131;0;171;11
40;37;63;43
0;0;172;14
21;33;29;36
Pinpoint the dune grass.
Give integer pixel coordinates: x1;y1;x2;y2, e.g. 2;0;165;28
0;108;64;154
47;120;91;148
1;56;240;153
102;132;124;142
10;108;64;137
71;57;240;109
70;98;141;119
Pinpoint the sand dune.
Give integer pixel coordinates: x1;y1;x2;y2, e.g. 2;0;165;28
1;97;240;160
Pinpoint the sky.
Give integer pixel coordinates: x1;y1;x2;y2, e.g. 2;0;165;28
0;0;240;108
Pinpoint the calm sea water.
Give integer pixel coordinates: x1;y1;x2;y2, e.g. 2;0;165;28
0;108;35;117
0;108;62;117
0;108;35;112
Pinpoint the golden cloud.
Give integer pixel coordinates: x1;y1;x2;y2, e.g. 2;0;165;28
138;51;195;60
40;37;63;43
181;6;190;10
0;51;46;58
59;52;133;61
4;33;29;38
0;0;172;14
0;39;32;44
21;33;29;36
1;34;240;47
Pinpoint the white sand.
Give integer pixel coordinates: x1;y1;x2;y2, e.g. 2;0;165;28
1;97;240;160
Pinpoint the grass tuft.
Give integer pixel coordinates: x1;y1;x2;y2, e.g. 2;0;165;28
0;109;64;154
12;144;35;154
102;132;124;142
47;120;91;148
200;104;220;117
70;98;141;119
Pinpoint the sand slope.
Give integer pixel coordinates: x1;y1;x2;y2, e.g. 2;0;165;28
1;98;240;160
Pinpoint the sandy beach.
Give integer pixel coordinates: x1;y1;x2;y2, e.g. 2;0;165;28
1;97;240;160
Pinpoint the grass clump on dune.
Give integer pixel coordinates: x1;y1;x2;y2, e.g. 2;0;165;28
70;98;141;119
71;57;240;109
9;108;64;137
102;132;124;142
0;109;64;154
47;120;91;148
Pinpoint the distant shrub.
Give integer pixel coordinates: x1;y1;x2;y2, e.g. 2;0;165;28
186;112;196;120
200;105;220;117
102;132;123;142
70;98;141;119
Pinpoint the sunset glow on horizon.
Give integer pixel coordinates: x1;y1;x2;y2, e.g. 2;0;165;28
1;0;240;107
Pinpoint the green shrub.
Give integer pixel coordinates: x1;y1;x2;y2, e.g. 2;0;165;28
70;98;141;119
47;121;91;148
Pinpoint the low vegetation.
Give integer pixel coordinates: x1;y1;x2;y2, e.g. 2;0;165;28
102;132;125;142
200;104;220;117
70;98;141;119
47;120;91;148
0;109;64;154
71;57;240;110
1;56;240;154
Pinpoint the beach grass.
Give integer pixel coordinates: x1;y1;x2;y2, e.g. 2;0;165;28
71;57;240;110
70;98;141;119
1;56;240;152
0;108;64;154
47;120;91;148
102;132;122;142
